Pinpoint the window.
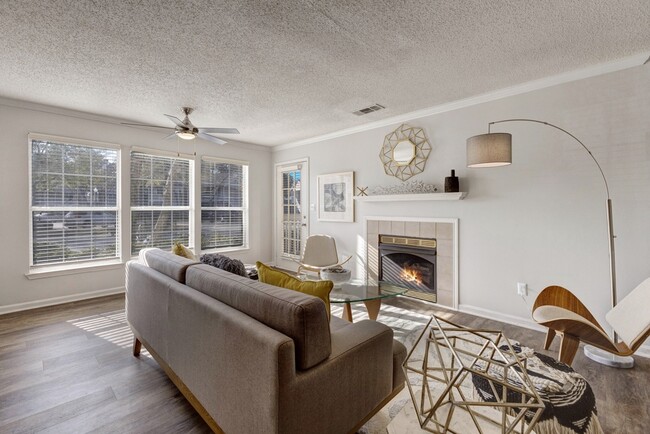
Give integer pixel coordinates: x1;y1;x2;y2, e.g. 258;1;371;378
130;151;192;255
30;135;119;266
201;158;248;251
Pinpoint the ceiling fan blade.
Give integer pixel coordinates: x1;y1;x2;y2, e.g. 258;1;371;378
164;114;185;127
197;132;227;145
121;122;171;129
198;127;240;135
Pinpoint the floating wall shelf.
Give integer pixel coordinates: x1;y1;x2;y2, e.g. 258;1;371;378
353;192;467;202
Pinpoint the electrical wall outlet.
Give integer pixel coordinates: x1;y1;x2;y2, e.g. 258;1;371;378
517;282;528;296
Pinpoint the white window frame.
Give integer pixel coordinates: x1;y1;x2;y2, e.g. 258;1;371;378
130;148;195;257
200;156;249;254
27;133;122;271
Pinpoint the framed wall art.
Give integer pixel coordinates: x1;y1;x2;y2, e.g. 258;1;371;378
317;171;354;222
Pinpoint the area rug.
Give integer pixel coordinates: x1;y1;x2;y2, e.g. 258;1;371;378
347;306;604;434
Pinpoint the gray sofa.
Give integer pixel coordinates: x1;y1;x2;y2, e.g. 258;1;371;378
125;248;406;434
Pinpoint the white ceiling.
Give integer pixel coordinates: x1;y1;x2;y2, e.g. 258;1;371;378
1;1;649;147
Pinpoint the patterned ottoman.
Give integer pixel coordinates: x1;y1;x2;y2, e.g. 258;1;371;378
472;345;603;434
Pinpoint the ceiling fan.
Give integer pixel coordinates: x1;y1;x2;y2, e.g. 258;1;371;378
121;107;240;145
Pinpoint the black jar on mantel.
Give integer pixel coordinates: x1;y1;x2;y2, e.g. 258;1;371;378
444;169;459;193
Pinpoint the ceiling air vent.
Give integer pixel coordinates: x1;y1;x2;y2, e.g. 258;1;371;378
353;103;385;116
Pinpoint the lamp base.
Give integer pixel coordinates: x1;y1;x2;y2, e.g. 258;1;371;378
583;345;634;368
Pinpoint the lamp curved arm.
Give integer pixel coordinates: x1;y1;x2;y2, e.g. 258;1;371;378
487;118;610;199
478;118;619;339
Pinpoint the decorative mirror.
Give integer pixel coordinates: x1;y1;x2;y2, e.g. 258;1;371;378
392;140;416;165
379;124;431;181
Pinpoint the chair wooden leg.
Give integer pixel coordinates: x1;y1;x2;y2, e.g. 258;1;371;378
133;337;142;357
543;328;557;350
558;334;580;365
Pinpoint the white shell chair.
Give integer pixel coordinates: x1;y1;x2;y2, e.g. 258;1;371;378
294;234;351;276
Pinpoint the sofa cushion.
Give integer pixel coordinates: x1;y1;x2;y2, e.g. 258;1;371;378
140;248;200;284
185;264;331;370
256;262;333;315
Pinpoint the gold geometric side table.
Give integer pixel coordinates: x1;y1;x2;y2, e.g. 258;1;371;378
403;315;545;434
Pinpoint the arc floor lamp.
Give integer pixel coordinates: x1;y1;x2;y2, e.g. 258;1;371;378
466;118;634;368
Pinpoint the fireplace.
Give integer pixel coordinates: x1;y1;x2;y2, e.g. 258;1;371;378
378;235;437;302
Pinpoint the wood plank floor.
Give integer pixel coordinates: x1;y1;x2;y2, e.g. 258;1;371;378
0;295;211;433
0;294;648;433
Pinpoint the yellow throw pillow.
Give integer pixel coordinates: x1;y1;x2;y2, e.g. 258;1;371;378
172;242;196;260
256;262;333;316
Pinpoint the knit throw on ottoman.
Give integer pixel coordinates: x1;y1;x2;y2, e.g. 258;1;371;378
472;345;603;434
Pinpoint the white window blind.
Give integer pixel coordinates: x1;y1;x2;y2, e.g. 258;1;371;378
130;151;192;255
201;159;248;251
30;137;119;266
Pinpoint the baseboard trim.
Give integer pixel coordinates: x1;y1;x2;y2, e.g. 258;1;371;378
458;304;545;333
0;286;125;315
458;304;650;359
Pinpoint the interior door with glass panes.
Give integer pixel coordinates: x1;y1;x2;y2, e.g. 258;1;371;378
275;160;308;271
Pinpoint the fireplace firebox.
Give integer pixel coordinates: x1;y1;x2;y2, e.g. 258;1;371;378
378;235;436;302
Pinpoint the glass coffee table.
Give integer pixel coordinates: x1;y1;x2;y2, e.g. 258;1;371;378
329;281;409;322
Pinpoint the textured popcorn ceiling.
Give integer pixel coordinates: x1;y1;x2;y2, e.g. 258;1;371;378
0;1;649;146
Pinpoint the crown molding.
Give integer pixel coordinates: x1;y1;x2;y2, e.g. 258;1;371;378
273;51;650;151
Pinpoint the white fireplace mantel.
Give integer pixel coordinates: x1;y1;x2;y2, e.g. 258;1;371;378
354;192;467;202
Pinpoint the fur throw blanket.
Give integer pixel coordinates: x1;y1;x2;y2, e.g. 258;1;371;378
200;253;248;277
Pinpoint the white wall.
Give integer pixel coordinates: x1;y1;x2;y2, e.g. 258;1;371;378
273;65;650;339
0;99;273;311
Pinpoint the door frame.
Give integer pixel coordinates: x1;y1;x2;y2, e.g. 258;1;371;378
273;158;309;270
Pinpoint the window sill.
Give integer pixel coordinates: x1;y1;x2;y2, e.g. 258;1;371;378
200;246;250;256
25;260;125;280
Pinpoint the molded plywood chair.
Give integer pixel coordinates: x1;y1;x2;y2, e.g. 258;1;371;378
295;234;351;276
532;277;650;365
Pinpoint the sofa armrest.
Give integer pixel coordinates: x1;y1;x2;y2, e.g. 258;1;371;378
278;320;395;434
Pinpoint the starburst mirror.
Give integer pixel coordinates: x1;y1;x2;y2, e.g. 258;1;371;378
379;124;431;181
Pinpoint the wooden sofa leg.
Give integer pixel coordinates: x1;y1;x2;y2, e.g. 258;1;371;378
558;334;580;365
133;337;142;357
543;328;557;350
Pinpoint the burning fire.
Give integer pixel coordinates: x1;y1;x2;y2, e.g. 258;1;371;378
401;266;422;284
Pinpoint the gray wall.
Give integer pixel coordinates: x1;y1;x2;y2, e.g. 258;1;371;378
273;65;650;346
0;99;273;311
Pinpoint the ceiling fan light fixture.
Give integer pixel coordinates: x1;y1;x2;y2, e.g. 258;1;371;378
176;131;195;140
121;108;239;145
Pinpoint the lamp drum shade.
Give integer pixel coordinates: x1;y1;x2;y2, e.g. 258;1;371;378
466;133;512;167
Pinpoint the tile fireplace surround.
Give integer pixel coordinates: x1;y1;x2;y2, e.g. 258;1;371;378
365;217;458;308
